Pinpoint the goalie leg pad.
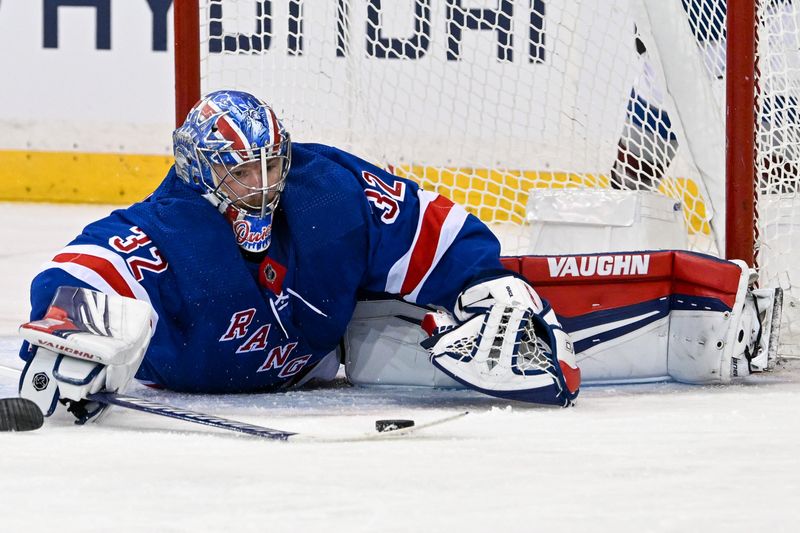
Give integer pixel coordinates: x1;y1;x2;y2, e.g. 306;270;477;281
667;260;782;383
344;300;462;388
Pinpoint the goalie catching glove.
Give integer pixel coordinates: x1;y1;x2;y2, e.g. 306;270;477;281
18;286;154;423
421;275;580;406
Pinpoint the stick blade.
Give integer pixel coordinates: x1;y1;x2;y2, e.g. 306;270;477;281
0;398;44;432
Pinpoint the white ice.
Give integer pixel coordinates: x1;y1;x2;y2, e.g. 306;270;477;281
1;202;799;533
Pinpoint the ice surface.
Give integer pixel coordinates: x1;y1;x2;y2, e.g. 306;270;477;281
0;202;799;533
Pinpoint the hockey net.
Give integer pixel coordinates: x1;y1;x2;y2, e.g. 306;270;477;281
180;0;800;300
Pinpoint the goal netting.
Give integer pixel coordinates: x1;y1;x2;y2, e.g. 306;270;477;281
187;0;800;298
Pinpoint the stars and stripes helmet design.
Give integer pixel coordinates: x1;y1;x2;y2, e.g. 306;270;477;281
173;90;291;253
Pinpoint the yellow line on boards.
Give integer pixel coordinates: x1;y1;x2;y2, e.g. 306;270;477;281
0;150;171;204
393;165;710;235
0;150;710;235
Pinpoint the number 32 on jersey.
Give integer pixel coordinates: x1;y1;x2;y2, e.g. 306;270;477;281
361;171;406;224
109;226;168;281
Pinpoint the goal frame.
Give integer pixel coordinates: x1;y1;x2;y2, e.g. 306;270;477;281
172;0;758;265
725;0;757;266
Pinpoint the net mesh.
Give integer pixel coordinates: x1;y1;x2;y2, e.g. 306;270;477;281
198;0;800;295
753;1;800;293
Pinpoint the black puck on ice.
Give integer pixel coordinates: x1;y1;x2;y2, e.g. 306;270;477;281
375;419;415;433
0;397;44;432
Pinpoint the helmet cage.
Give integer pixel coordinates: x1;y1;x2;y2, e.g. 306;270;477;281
172;90;291;254
195;136;291;220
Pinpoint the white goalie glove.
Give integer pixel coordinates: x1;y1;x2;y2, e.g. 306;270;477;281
18;286;154;423
421;275;581;406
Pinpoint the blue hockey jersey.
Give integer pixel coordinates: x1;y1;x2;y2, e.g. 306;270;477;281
22;143;505;393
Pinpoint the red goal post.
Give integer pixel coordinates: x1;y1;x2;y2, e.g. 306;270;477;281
174;0;201;131
725;0;756;266
173;1;800;294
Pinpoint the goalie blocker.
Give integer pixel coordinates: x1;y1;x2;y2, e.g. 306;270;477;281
344;250;781;391
18;287;154;422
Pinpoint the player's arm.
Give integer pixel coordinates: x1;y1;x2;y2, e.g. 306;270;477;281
355;164;503;306
18;222;166;422
353;163;580;405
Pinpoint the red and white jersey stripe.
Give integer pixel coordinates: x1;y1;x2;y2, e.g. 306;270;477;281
385;190;469;302
40;244;159;330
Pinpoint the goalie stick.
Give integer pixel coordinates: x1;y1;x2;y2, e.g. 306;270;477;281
0;389;297;438
92;392;467;441
0;391;467;441
1;363;468;440
87;391;301;440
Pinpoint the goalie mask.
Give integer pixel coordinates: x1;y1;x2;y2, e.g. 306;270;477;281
173;90;291;254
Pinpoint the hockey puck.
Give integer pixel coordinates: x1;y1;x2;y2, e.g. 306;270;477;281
375;419;415;433
0;397;44;432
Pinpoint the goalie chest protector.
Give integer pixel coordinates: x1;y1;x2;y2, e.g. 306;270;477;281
119;151;372;392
